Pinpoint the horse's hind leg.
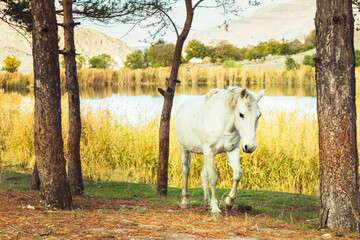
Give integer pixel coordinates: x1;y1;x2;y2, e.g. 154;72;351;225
201;166;211;209
180;148;191;209
224;147;243;210
203;145;222;216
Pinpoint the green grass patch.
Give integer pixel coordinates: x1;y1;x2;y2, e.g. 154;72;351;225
0;170;319;229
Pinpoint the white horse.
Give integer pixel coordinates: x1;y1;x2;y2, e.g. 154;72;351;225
175;86;265;216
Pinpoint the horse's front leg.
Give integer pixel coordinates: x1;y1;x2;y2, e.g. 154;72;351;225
180;148;191;209
224;147;243;210
203;145;222;216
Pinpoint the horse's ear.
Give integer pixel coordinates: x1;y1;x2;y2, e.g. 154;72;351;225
256;89;265;102
240;88;248;99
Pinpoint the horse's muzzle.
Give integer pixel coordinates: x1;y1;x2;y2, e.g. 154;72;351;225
243;144;256;153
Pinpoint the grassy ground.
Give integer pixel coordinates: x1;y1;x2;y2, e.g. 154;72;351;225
0;170;319;231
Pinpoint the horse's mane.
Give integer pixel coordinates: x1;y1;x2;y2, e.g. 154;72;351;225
226;86;255;111
205;89;220;101
205;87;255;111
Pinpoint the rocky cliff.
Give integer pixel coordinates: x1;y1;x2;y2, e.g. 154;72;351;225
0;20;133;74
187;0;316;48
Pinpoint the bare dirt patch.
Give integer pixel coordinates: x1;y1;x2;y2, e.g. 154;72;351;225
0;190;354;239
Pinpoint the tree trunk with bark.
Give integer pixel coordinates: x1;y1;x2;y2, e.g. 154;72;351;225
31;0;72;209
61;0;84;195
157;0;194;196
315;0;360;231
30;161;40;190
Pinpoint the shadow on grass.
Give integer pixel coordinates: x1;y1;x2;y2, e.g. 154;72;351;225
0;170;319;229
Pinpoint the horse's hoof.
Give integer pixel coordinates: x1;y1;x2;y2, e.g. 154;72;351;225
225;204;233;210
181;204;190;209
237;204;252;212
204;204;211;210
211;211;222;217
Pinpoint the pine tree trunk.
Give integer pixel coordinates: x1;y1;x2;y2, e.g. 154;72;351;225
315;0;360;231
30;161;40;190
31;0;72;209
157;0;194;196
61;0;84;195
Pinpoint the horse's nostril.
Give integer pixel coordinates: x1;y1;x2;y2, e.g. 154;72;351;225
244;145;248;151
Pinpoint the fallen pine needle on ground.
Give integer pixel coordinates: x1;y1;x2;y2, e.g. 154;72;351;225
0;190;356;239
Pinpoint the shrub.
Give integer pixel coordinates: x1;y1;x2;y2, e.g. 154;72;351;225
285;57;299;70
302;54;315;67
1;56;21;73
222;59;242;68
184;39;207;61
124;50;146;69
355;50;360;67
89;54;116;69
60;55;86;69
145;39;175;67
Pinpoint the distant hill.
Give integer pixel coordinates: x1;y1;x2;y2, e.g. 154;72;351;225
187;0;315;48
187;0;360;62
0;20;133;74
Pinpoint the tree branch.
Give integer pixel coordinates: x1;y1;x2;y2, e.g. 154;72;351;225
150;4;179;38
193;0;205;10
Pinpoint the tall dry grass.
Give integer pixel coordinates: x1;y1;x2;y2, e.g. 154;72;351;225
0;66;317;88
9;66;360;89
73;66;316;86
0;89;321;194
0;72;33;88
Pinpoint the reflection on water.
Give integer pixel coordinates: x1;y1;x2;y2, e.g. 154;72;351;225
6;83;317;98
82;83;318;98
80;84;317;125
4;83;317;125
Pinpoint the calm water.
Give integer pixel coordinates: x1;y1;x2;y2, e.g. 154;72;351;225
7;83;317;124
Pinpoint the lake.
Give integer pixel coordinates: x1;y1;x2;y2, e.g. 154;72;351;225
7;83;317;125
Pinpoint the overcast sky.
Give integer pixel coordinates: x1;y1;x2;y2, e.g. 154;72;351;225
72;0;293;48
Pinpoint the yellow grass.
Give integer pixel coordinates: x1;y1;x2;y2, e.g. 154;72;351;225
0;72;33;88
0;66;318;88
6;66;360;88
0;88;321;195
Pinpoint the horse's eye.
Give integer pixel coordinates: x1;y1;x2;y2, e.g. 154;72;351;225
239;113;244;118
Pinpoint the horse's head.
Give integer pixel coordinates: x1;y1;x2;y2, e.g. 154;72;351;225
227;87;265;153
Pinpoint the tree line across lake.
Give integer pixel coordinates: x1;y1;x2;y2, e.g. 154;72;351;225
124;30;316;69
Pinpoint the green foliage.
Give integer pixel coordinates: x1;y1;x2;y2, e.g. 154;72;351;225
277;43;290;55
89;53;115;69
355;50;360;67
288;39;304;54
145;39;175;67
210;40;242;62
122;39;176;68
302;54;315;67
60;55;86;69
222;58;242;68
124;50;146;69
264;39;281;55
1;56;21;73
76;55;86;69
184;39;207;61
304;29;316;49
285;57;300;70
60;55;65;69
181;30;317;63
0;0;32;32
245;47;264;60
